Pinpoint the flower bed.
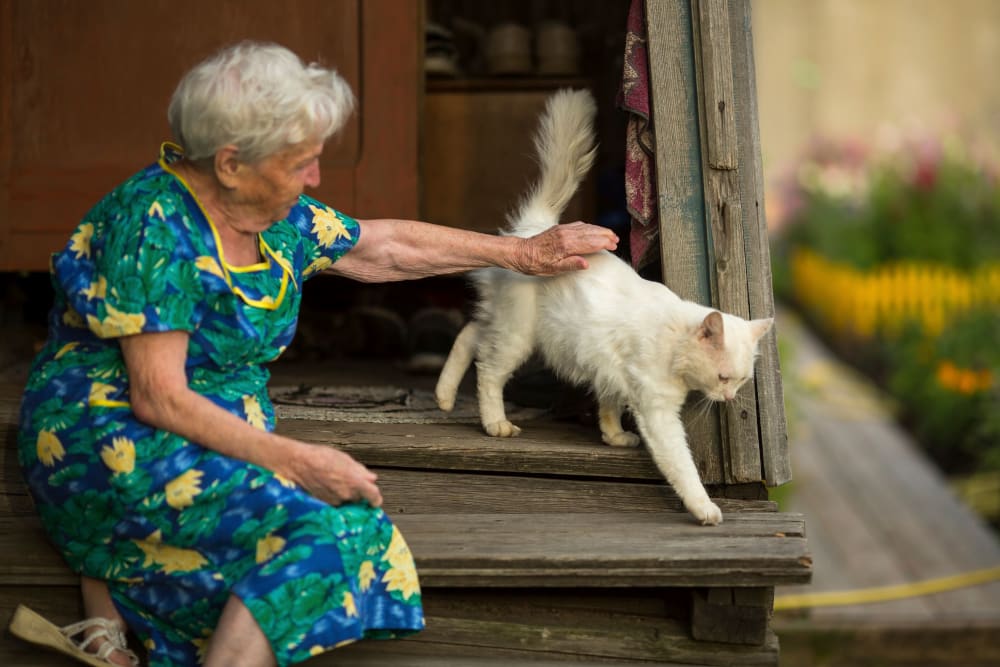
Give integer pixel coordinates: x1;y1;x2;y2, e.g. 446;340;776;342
771;132;1000;478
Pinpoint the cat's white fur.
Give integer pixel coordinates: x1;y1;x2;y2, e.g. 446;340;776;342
435;89;773;526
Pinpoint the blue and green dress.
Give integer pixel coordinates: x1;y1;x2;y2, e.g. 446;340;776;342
17;145;424;666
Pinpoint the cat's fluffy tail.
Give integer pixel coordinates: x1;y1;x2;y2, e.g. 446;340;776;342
506;89;598;238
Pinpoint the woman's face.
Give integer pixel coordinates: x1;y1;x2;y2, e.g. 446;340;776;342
234;140;323;225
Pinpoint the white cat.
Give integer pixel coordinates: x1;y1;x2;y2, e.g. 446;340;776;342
434;89;773;526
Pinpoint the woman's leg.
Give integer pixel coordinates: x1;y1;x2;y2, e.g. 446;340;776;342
79;576;134;666
204;595;277;667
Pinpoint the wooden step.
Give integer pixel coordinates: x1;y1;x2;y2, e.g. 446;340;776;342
2;586;779;666
0;511;809;589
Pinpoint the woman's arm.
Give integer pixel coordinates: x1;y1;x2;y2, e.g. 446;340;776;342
119;330;382;507
327;219;618;283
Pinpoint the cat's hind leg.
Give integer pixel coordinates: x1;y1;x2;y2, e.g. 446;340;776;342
436;322;479;412
598;397;641;448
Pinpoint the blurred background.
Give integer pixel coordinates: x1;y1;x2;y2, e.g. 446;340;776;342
754;0;999;526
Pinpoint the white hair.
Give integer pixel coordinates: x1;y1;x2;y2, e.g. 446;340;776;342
168;41;355;163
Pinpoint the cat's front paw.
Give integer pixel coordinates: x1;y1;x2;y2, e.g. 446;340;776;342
601;431;641;448
484;420;522;437
688;498;723;526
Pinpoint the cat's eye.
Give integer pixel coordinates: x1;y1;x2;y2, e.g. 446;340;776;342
718;375;730;383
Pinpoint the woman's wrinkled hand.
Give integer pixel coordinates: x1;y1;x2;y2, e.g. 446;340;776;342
510;221;619;276
283;441;383;507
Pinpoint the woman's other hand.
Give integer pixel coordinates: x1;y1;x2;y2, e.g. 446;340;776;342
510;221;618;275
283;443;383;508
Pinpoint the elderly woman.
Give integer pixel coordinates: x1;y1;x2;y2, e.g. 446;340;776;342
10;41;617;667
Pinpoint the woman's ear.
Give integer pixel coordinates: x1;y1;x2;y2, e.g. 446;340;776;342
214;145;242;190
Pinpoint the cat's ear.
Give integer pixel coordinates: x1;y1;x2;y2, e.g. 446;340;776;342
749;318;774;343
697;311;725;349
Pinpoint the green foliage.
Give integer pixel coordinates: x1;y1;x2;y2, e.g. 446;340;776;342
771;134;1000;477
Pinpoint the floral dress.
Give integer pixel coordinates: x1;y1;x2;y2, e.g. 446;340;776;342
17;144;424;666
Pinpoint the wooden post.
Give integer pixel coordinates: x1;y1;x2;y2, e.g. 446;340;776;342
645;0;790;487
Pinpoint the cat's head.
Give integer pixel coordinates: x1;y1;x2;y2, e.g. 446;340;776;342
676;311;773;402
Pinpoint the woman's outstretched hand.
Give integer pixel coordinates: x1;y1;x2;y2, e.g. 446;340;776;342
510;221;619;275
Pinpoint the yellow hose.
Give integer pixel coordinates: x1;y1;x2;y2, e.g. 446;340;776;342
774;565;1000;611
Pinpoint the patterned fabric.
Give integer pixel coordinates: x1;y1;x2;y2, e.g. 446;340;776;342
618;0;658;271
17;145;424;666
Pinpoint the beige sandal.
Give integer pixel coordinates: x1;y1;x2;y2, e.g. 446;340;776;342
8;604;140;666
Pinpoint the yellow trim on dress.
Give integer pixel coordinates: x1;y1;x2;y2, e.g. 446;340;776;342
157;143;294;311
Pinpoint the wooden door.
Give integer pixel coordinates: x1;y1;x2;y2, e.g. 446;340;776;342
0;0;420;270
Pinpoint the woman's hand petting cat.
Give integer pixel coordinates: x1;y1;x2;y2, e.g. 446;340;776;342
512;222;618;275
282;441;383;508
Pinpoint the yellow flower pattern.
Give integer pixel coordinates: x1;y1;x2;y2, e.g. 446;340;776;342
88;382;118;403
380;526;421;601
69;223;94;259
134;530;208;574
255;533;286;564
100;436;136;474
358;560;376;592
87;303;146;338
195;255;226;279
302;256;332;278
54;342;79;360
309;205;352;248
165;469;204;510
80;275;108;301
36;431;66;467
342;591;358;618
242;395;267;430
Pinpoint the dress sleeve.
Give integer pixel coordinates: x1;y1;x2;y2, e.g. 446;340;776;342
284;194;362;280
56;191;206;339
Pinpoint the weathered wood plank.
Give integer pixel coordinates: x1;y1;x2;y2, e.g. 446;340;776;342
277;417;665;480
376;469;776;516
643;0;724;486
690;0;765;485
726;0;790;486
392;512;810;588
0;512;811;588
697;0;738;170
396;616;778;666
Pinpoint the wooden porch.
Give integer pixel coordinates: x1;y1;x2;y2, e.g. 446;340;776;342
0;362;811;665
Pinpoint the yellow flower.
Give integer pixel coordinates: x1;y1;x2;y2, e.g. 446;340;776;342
69;223;94;259
309;204;351;248
165;469;204;510
358;560;375;592
36;431;65;467
134;530;207;574
242;395;267;431
88;382;118;403
87;303;146;338
342;591;358;618
54;342;79;360
100;436;136;474
381;526;420;600
274;474;298;489
80;275;107;301
302;256;332;278
256;533;286;564
195;255;226;279
62;307;85;329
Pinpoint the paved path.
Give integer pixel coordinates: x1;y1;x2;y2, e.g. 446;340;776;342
773;309;1000;625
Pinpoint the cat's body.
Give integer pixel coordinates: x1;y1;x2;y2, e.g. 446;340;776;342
435;89;772;525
